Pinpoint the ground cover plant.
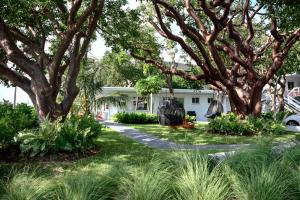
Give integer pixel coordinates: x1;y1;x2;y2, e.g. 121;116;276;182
0;129;299;200
113;112;158;124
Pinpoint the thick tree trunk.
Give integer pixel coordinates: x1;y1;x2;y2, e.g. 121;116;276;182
29;78;79;121
226;84;263;117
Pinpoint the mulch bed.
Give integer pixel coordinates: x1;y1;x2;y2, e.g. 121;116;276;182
0;144;101;163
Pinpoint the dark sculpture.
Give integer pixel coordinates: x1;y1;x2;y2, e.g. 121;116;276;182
157;98;185;126
205;100;224;119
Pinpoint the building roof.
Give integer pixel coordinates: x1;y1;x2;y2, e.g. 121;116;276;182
100;87;214;95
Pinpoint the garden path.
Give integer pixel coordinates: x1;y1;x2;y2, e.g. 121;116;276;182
105;121;300;160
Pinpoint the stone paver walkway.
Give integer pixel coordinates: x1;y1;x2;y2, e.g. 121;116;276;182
105;121;250;151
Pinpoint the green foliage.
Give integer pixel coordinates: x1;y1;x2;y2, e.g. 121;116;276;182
76;58;103;113
2;143;300;199
99;51;150;87
224;144;299;200
54;170;121;200
0;101;38;144
173;154;231;200
135;75;164;96
0;139;300;200
172;76;204;90
113;112;158;124
184;115;196;122
259;0;300;30
117;162;171;200
207;112;286;136
1;170;57;200
96;93;129;108
15;115;102;157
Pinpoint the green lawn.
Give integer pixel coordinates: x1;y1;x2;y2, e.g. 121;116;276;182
131;123;300;145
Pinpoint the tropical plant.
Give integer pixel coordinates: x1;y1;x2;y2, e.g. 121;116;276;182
96;92;129;108
77;59;103;114
15;115;102;157
207;112;286;136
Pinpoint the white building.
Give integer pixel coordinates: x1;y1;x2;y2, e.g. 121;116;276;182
96;74;300;121
97;87;231;121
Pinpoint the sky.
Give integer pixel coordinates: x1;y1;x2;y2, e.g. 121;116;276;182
0;0;140;105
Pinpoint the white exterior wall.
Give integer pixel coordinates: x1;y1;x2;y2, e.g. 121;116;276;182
98;87;231;121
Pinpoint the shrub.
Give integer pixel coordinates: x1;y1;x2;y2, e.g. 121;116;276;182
113;112;158;124
207;112;286;136
0;101;38;144
15;115;102;157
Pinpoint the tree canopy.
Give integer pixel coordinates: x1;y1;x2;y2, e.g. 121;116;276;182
101;0;300;117
0;0;104;120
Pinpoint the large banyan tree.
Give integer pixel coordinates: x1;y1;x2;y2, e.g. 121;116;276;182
102;0;300;117
0;0;104;120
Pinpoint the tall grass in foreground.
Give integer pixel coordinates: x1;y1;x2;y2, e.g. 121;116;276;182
1;144;300;200
173;154;232;200
117;161;172;200
0;170;57;200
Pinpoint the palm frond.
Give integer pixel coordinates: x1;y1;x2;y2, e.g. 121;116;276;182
96;93;129;108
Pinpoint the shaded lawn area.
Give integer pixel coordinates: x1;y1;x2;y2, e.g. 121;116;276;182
0;128;220;182
130;123;300;145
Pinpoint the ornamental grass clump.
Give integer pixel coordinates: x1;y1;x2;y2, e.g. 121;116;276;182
173;154;232;200
117;161;172;200
1;143;300;199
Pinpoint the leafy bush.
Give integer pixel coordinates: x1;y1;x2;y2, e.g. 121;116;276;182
15;115;102;157
113;112;158;124
0;101;38;144
207;112;286;136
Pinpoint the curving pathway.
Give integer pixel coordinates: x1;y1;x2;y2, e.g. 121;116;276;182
105;121;251;151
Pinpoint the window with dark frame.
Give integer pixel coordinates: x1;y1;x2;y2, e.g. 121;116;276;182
208;97;213;104
288;82;295;90
192;97;199;104
132;97;148;110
